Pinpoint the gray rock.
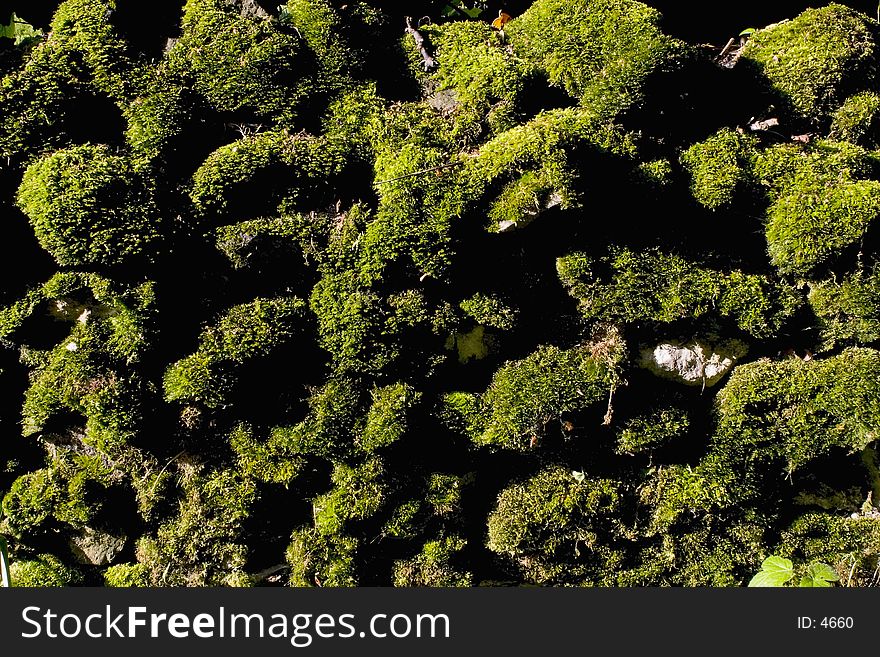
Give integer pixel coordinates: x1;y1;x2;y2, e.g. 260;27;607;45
639;339;747;387
69;528;126;566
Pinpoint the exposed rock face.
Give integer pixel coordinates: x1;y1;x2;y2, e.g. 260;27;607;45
639;340;748;387
69;528;126;566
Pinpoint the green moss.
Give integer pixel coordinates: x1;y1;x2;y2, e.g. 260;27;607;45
448;344;611;450
229;424;305;485
50;0;146;103
558;248;799;338
138;466;256;586
9;553;80;587
381;500;424;540
189;130;344;223
359;383;419;452
460;294;517;331
809;266;880;349
715;348;880;475
103;563;149;587
422;20;537;138
449;325;492;364
507;0;685;118
392;535;471;587
681;128;758;210
473;108;637;230
2;454;112;537
487;466;624;585
766;179;880;276
753;140;874;198
779;513;880;586
638;463;732;533
125;71;204;164
616;407;689;455
313;458;385;535
163;297;308;407
171;0;313;121
16;144;162;266
830;91;880;147
287;527;358;587
741;4;879;120
426;473;464;516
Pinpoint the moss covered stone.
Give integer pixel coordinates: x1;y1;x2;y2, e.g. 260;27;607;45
16;144;162;266
714;348;880;474
445;344;612;450
558;248;799;338
422;20;537;137
103;562;149;587
508;0;685;118
766;178;880;276
170;0;312;121
487;466;625;585
616;407;689;455
359;383;420;452
137;465;256;586
741;4;879;121
313;458;385;535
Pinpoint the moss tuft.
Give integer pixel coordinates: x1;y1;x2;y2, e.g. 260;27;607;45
16;144;162;266
681;128;758;210
741;4;879;121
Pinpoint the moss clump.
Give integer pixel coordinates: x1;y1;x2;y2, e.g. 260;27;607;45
229;423;305;485
16;144;162;266
741;4;879;121
766;179;880;276
9;554;81;587
558;248;799;338
714;348;880;475
421;20;537;137
103;563;149;587
189;130;345;223
446;344;612;450
472;107;636;231
809;266;880;349
170;0;312;122
752;139;880;275
49;0;146;103
778;513;880;586
287;527;358;587
487;466;624;585
681;128;758;210
163;297;308;407
830;91;880;147
137;465;256;586
507;0;684;118
459;294;517;331
313;458;385;535
359;383;420;452
616;407;689;455
392;535;472;587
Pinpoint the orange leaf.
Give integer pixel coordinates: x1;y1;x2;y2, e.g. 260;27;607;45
492;12;512;29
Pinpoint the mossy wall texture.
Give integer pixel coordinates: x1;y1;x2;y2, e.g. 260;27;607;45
1;0;879;587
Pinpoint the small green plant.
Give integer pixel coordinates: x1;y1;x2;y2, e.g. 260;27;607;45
748;556;840;587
